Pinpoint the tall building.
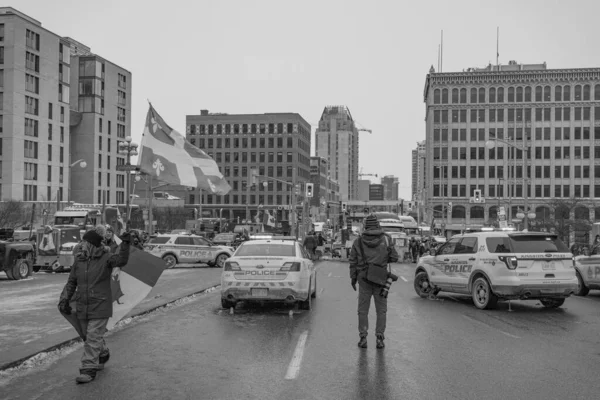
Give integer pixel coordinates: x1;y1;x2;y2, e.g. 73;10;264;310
369;184;384;201
357;179;370;201
315;105;359;201
0;8;71;201
411;140;426;199
309;156;340;222
0;7;132;204
423;61;600;232
381;175;399;201
185;110;312;222
67;37;132;204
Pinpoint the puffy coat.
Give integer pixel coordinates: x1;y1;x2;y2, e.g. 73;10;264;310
349;229;399;280
60;241;130;319
303;235;317;249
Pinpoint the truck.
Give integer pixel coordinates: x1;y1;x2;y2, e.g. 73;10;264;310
0;240;35;280
376;217;407;263
398;215;422;241
55;204;125;235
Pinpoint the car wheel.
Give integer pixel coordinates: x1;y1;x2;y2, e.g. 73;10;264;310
540;298;565;308
13;259;32;280
311;274;317;298
575;271;589;296
51;260;64;273
299;279;312;310
221;298;236;309
471;277;498;310
414;271;433;298
162;254;177;269
215;253;229;268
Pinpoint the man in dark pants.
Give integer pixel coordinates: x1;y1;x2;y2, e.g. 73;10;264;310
58;228;131;384
349;215;399;349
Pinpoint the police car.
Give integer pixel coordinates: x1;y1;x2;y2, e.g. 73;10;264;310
220;237;316;309
414;231;578;309
573;246;600;296
144;234;234;268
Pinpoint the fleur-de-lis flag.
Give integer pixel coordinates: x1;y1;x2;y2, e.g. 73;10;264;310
138;104;231;195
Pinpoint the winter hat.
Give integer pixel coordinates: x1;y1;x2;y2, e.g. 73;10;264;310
105;224;114;234
94;225;107;238
82;230;104;247
364;214;380;230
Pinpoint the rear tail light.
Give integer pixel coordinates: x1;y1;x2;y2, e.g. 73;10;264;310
498;255;518;270
571;257;576;269
280;262;301;272
224;261;241;271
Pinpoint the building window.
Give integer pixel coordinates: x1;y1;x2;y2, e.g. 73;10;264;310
24;162;38;180
117;124;126;138
118;73;127;89
25;74;39;94
25;118;38;137
24;140;38;158
535;86;543;102
23;185;37;201
0;46;3;64
118;90;127;106
441;89;448;103
117;107;126;122
48;144;52;161
26;29;40;50
25;52;40;72
25;96;39;115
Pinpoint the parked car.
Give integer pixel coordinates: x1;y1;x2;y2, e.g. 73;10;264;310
144;234;234;268
573;245;600;296
414;231;577;309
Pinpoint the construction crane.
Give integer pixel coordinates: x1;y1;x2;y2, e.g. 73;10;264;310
357;128;372;134
358;167;378;178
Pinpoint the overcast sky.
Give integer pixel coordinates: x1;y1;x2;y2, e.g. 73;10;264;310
18;0;600;200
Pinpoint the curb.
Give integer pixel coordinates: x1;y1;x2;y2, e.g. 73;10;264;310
0;282;221;372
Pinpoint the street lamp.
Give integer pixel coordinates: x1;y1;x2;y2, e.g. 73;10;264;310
118;136;139;229
134;172;169;235
68;159;87;203
486;138;534;231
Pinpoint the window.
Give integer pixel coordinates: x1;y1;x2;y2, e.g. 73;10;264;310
48;103;53;120
575;85;582;101
118;90;127;106
595;84;600;101
117;107;126;122
48;144;52;161
48;165;52;182
99;136;103;151
60;147;63;163
24;140;38;158
117;124;126;138
25;96;39;115
26;29;40;50
0;46;3;64
118;73;127;89
563;85;571;101
60;106;65;123
60;126;64;143
497;87;504;103
24;162;38;180
25;118;38;137
26;52;40;72
25;74;39;93
23;185;37;201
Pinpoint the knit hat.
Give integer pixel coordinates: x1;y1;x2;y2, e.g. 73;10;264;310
105;224;114;234
364;214;380;230
82;230;104;247
94;225;107;238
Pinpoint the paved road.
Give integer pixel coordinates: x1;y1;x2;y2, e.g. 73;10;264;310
0;265;222;369
1;260;599;399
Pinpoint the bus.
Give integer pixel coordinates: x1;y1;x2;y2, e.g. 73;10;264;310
398;216;422;239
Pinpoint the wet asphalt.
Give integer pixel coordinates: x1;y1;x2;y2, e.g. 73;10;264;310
1;260;600;400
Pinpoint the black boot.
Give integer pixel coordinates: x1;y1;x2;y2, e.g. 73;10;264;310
76;369;97;384
357;336;367;348
376;334;385;349
99;349;110;365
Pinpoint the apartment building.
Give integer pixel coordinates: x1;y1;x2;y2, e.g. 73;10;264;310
67;37;132;204
0;8;71;201
423;61;600;229
309;156;341;222
184;110;312;222
315;105;359;201
381;175;399;201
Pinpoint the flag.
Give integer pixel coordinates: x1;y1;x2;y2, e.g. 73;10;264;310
61;247;168;333
264;210;276;227
138;104;231;195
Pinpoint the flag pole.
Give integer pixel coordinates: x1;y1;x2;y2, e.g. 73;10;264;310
496;27;499;69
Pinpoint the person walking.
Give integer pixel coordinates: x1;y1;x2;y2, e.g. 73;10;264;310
104;225;119;254
349;214;399;349
58;228;131;384
410;238;419;263
303;231;318;260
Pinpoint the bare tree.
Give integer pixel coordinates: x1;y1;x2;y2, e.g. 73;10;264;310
531;197;592;245
0;201;30;229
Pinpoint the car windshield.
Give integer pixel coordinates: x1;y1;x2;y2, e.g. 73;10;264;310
375;213;399;220
487;235;569;253
148;237;170;244
213;234;234;241
235;243;296;257
382;227;404;232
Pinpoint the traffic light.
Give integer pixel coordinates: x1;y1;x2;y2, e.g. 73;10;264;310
341;202;347;213
400;200;404;215
297;209;303;222
448;202;453;215
294;184;300;195
474;189;481;202
306;183;313;198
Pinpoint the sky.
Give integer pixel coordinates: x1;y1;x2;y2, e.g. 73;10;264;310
17;0;600;200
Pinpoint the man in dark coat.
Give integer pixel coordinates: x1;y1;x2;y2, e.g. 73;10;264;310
303;231;317;260
349;214;399;349
58;229;131;384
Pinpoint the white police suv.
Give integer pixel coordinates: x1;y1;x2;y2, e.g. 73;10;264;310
220;237;316;310
574;246;600;296
144;234;234;268
414;231;578;309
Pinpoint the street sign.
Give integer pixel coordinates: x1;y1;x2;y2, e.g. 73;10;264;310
116;164;140;172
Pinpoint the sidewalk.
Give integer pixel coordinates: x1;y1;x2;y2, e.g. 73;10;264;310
0;268;222;370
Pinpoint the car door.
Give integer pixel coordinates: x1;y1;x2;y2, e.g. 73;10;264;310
429;237;460;289
174;236;194;263
451;236;479;293
189;237;212;263
297;243;314;285
579;245;600;287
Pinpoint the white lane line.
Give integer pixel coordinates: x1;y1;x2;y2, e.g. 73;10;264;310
462;315;521;339
400;276;408;282
285;330;309;380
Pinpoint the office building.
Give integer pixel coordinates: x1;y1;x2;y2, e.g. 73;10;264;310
381;175;399;201
68;37;132;204
357;179;370;201
185;110;312;222
423;61;600;231
315;105;359;201
0;8;71;201
309;156;340;222
369;184;384;201
411;140;426;216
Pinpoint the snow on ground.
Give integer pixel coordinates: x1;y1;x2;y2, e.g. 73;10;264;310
0;291;58;314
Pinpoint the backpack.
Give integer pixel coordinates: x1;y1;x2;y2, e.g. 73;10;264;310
357;235;390;287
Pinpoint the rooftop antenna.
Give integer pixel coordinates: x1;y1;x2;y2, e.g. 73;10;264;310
437;44;440;72
496;27;499;70
440;30;443;72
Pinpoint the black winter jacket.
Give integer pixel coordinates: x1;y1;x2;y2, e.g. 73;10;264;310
348;229;399;280
60;241;130;319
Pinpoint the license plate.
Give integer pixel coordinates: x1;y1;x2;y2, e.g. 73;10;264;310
251;288;268;297
542;262;555;270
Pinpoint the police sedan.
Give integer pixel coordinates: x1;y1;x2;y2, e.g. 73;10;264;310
220;237;317;310
144;234;234;268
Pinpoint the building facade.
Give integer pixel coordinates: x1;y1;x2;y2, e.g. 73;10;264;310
423;61;600;231
184;110;312;222
357;179;370;201
309;156;340;222
0;8;71;201
67;37;132;204
315;105;359;201
369;184;384;201
381;175;399;201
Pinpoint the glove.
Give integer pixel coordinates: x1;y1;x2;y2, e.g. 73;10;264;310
58;299;72;315
119;231;132;244
351;278;357;291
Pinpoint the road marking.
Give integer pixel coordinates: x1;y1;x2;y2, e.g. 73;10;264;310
285;330;309;380
462;315;521;339
400;276;408;282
